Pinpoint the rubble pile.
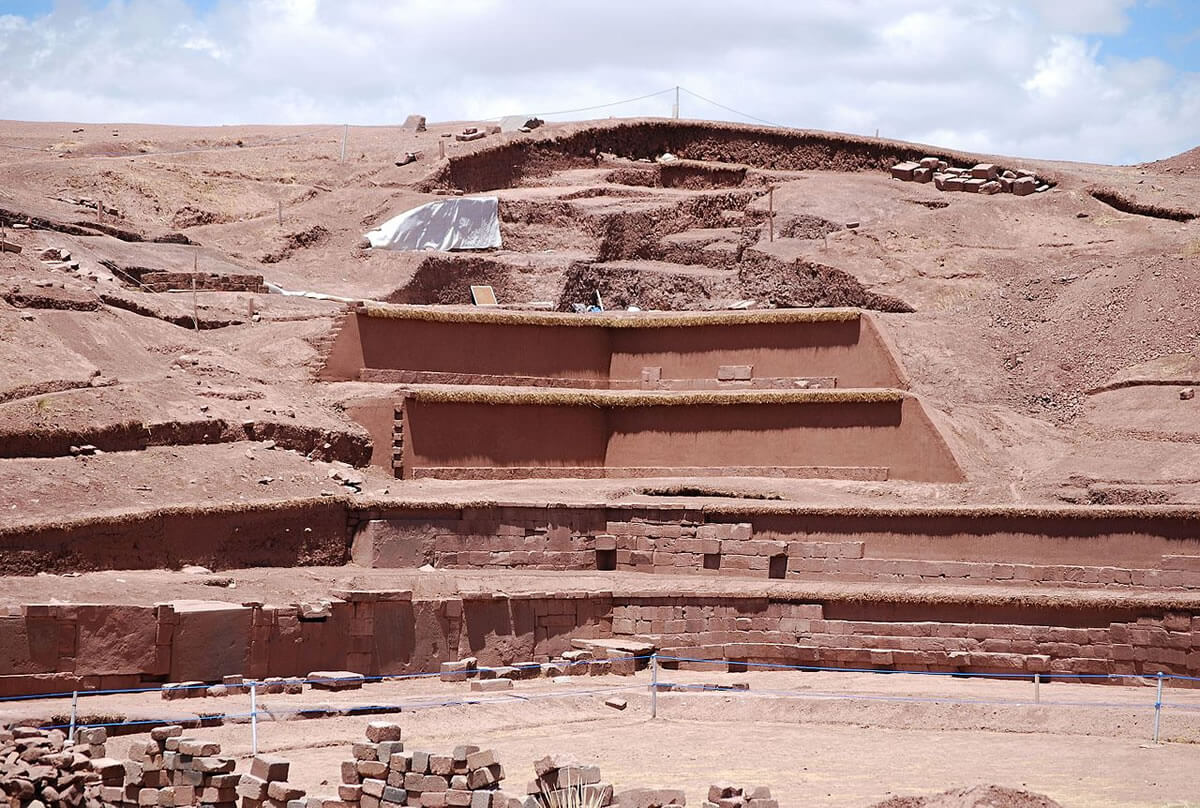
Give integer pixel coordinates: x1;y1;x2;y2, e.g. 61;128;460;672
113;725;242;808
891;158;1047;196
700;784;776;808
337;722;522;808
526;755;615;808
439;649;635;690
0;725;109;808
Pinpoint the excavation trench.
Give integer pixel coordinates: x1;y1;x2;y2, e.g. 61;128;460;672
1089;189;1197;221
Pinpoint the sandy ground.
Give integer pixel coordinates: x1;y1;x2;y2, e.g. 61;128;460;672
6;668;1198;808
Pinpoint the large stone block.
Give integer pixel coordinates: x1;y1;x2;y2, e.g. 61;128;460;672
74;605;160;676
168;601;251;682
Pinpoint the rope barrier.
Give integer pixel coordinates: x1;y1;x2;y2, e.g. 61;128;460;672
656;681;1160;711
653;654;1150;682
38;682;647;733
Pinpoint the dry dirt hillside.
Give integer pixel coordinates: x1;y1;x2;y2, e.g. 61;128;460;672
1;117;1198;526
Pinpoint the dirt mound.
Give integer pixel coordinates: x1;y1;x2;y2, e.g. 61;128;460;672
1141;144;1200;175
172;205;229;228
557;260;734;311
869;784;1062;808
389;255;557;306
738;253;912;312
262;224;330;263
433;119;1007;194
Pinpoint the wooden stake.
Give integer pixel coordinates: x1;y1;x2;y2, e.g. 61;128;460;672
192;256;200;334
768;187;774;243
340;124;348;162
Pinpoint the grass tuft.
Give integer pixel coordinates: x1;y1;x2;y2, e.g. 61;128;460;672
360;303;861;328
406;388;904;407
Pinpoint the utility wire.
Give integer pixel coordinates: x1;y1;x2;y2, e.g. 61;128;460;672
680;86;782;128
499;86;677;120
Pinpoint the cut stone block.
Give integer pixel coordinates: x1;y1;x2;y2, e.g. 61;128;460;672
716;365;752;381
469;678;513;692
308;671;365;690
1012;177;1036;196
251;755;291;782
366;722;403;743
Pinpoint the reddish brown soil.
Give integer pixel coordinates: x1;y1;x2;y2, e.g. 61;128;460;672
4;118;1199;521
1140;144;1200;176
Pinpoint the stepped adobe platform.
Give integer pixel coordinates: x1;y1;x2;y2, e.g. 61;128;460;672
320;305;959;482
391;389;959;482
319;306;906;390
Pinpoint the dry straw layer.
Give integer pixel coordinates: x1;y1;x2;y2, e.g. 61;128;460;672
7;495;1200;540
406;388;905;408
360;303;861;329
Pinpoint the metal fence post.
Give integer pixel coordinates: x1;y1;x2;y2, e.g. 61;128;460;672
1153;671;1164;744
250;681;259;754
68;690;78;743
650;653;658;719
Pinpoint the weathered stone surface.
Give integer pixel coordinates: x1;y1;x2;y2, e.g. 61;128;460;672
75;605;159;676
168;601;251;682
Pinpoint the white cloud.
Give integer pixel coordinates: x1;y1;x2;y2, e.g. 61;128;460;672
0;0;1195;164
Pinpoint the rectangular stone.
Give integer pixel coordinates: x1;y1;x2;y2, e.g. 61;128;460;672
469;678;513;692
251;756;291;782
359;761;389;779
239;776;270;800
366;722;403;743
465;750;497;771
716;365;752;381
1012;177;1036;196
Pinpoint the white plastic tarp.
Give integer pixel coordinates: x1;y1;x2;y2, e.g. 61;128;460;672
365;196;501;252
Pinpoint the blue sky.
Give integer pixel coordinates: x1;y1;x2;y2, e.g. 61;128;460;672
1099;0;1200;72
1;1;1197;163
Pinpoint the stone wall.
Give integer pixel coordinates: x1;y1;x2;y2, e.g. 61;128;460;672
0;592;608;698
349;507;1200;590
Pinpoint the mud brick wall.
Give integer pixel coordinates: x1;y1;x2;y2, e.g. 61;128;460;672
321;309;905;390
